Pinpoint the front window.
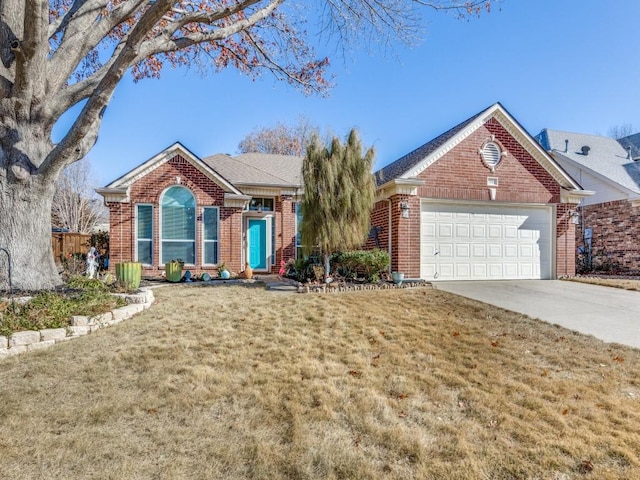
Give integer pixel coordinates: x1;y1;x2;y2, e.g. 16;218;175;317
203;207;219;265
161;186;195;264
249;197;274;212
136;204;153;265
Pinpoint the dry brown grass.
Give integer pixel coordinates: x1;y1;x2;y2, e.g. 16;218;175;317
1;285;639;479
567;276;640;291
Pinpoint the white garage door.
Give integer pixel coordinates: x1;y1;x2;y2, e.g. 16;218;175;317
421;202;553;281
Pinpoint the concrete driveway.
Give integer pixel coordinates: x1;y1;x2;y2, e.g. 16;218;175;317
434;280;640;349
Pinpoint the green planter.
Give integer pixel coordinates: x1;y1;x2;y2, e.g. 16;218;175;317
115;262;142;289
165;261;184;283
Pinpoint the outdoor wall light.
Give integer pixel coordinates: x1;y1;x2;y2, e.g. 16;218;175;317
400;201;410;219
569;211;580;225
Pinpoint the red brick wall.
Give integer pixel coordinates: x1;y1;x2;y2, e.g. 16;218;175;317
576;200;640;273
277;198;297;271
380;119;573;278
106;154;297;277
366;199;391;256
557;204;576;277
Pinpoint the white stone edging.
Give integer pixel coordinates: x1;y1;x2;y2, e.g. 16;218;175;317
0;288;155;360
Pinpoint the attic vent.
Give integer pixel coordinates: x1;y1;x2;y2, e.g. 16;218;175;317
481;142;502;169
581;145;591;156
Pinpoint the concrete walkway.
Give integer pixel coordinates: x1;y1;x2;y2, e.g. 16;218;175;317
434;280;640;349
256;274;299;293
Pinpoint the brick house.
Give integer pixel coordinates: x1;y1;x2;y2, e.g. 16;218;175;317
97;143;302;277
367;103;591;280
536;129;640;273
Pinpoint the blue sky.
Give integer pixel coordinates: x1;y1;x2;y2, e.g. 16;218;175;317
67;0;640;185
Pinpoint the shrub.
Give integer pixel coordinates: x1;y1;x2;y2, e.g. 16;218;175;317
61;252;87;277
332;249;389;282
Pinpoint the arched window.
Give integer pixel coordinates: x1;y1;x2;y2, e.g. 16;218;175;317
161;186;195;264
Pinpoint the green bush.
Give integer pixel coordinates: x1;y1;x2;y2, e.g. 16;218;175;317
332;249;389;282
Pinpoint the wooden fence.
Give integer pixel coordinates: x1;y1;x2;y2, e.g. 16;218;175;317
51;232;92;261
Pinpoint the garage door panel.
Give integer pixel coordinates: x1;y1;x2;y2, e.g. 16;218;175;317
488;244;502;257
422;223;436;237
456;263;471;278
504;244;518;257
456;224;470;238
473;264;487;278
520;263;534;277
438;223;454;238
504;263;518;277
472;244;486;258
421;202;552;281
472;225;486;238
504;225;518;238
488;263;503;278
438;244;454;258
439;264;454;278
488;225;502;238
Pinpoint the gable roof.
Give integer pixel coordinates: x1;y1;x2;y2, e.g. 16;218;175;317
537;129;640;196
618;132;640;161
374;111;482;186
202;152;303;188
102;142;242;194
374;103;581;191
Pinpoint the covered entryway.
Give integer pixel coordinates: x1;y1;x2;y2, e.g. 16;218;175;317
420;201;553;281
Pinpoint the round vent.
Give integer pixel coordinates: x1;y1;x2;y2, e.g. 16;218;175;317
482;142;502;169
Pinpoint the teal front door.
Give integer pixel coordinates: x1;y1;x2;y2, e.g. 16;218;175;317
248;219;267;269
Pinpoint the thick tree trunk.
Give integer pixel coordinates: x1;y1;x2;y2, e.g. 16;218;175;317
0;174;61;291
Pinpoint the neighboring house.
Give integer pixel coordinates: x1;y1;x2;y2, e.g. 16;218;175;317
535;129;640;273
618;133;640;161
97;143;302;277
368;103;591;281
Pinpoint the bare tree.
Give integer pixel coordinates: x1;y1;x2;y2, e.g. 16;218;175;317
52;158;107;233
608;123;634;139
238;116;321;156
0;0;495;290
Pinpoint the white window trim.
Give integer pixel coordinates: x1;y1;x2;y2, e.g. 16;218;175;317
295;202;302;259
159;185;197;266
135;203;154;266
202;206;220;266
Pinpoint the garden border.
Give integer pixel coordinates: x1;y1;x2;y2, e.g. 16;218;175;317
0;288;155;360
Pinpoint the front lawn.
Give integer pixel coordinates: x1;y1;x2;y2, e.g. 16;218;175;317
0;286;638;479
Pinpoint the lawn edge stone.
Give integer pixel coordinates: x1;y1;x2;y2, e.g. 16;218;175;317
1;287;155;361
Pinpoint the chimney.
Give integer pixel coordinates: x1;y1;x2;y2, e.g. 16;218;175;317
581;145;590;156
